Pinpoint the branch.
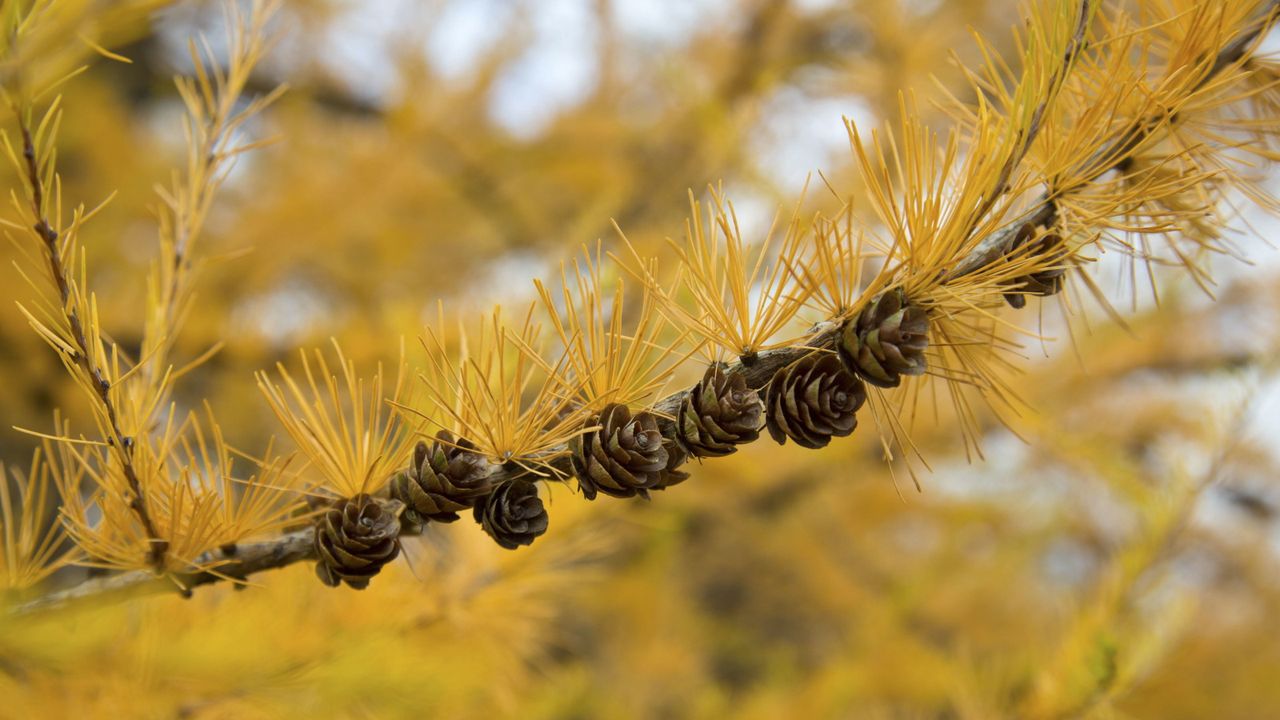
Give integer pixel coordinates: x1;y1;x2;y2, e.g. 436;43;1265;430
12;0;1279;614
10;530;315;615
7;328;832;613
18;121;168;570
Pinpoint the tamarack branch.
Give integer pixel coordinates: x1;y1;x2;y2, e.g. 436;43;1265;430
8;0;1280;614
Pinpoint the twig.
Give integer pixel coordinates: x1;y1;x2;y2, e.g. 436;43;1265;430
19;122;168;570
947;0;1280;280
962;0;1094;235
10;530;314;615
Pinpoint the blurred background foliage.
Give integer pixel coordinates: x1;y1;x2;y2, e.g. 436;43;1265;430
2;0;1280;717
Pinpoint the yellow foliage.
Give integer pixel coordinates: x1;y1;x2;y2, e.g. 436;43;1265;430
258;341;409;499
534;243;692;411
416;304;597;477
0;0;1277;717
622;186;813;360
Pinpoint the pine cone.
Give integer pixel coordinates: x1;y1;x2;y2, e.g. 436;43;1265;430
766;352;866;449
838;288;929;388
314;494;401;590
474;479;548;549
389;432;491;530
570;403;668;500
1004;226;1069;309
676;364;764;458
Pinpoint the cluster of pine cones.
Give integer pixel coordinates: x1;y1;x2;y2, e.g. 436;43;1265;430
562;287;936;498
314;433;549;589
568;289;944;495
314;266;1067;589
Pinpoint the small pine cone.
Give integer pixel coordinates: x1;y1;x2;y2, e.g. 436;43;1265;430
570;403;668;500
1004;228;1069;309
314;494;401;590
676;364;764;458
389;432;491;529
766;352;866;449
838;288;929;388
474;479;548;549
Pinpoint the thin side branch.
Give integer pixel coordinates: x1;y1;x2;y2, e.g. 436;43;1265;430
965;0;1094;231
948;0;1280;280
18;122;167;570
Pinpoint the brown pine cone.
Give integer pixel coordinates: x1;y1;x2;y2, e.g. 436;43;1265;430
474;479;549;549
314;494;401;590
838;288;929;388
570;403;668;500
1004;226;1069;309
766;352;866;449
389;432;491;531
676;364;764;458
